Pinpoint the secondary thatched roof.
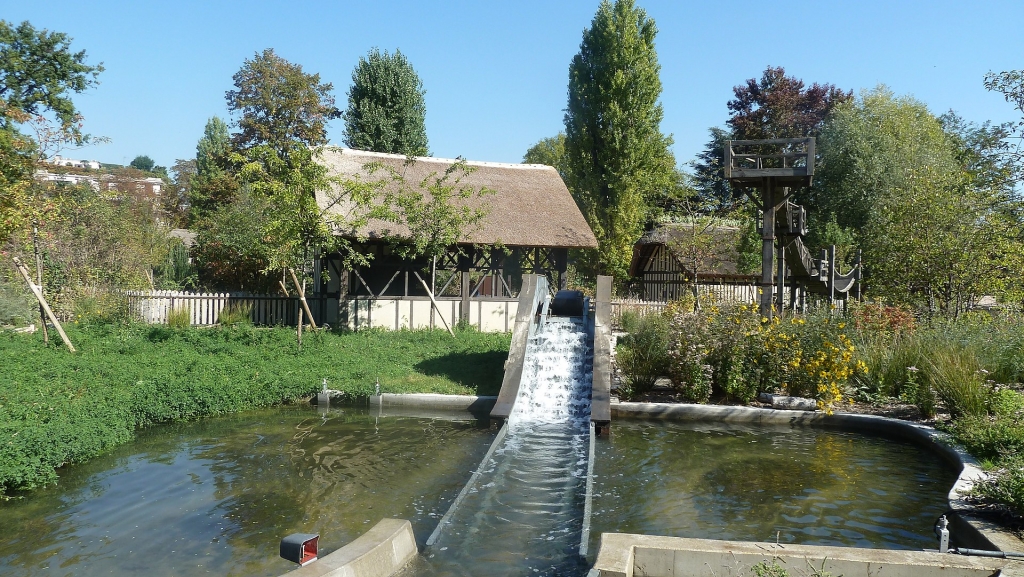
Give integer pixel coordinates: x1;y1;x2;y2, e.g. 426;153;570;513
629;222;756;280
316;148;598;249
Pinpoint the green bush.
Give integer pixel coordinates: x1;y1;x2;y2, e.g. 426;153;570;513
666;309;714;403
923;346;989;419
946;414;1024;462
616;310;670;399
971;454;1024;515
166;306;191;329
218;302;253;326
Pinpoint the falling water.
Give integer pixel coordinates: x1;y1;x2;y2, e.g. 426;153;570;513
412;316;594;576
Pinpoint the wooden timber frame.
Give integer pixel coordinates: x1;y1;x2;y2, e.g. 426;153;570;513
725;138;815;319
320;241;569;326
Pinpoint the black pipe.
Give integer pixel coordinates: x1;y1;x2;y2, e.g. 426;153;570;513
953;548;1024;559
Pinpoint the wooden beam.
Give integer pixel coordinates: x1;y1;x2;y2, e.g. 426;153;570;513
288;268;318;329
12;257;75;352
413;272;455;337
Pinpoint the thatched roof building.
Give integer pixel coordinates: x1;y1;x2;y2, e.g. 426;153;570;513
629;223;754;280
313;148;596;308
629;222;758;302
316;148;597;249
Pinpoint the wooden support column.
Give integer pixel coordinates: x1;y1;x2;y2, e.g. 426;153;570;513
760;178;775;319
829;245;837;308
460;271;470;324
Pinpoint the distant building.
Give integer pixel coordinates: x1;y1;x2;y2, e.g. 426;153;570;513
48;155;101;170
33;169;101;190
33;170;163;201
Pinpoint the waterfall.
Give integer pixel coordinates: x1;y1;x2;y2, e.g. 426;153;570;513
509;317;593;430
415;315;595;575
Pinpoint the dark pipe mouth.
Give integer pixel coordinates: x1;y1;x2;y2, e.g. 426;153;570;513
550;290;585;317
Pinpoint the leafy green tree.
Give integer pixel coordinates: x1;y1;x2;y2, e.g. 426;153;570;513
811;87;957;233
0;20;103;132
522;133;567;179
225;48;340;154
129;155;155;172
344;48;428;156
814;87;1023;315
941;111;1019;198
188;117;238;221
564;0;675;282
985;69;1024;165
0;20;101;244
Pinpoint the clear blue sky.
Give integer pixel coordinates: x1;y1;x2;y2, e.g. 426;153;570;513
3;0;1022;171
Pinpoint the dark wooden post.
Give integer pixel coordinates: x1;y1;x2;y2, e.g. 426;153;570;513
829;245;837;308
760;178;775;319
854;249;863;302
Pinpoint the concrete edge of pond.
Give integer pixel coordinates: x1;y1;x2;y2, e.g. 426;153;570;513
611;401;1024;555
587;533;1019;577
369;393;497;412
279;518;417;577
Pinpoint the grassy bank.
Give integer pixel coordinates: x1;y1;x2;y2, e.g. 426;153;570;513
0;323;511;496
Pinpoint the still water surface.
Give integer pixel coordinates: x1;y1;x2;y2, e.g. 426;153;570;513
589;420;958;554
0;406;495;577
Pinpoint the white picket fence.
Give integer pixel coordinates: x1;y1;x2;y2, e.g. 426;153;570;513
125;290;317;326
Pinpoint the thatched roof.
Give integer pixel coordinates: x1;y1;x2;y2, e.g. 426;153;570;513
316;148;598;249
629;222;756;279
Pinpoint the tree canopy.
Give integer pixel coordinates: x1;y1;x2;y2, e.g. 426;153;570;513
727;66;851;141
523;133;567;180
564;0;675;282
0;20;102;244
187;116;237;222
344;48;428;156
130;155;155;172
225;48;339;154
811;86;1023;315
0;20;103;130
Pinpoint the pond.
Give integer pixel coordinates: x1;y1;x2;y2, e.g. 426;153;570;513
588;419;958;554
0;406;495;577
0;408;960;577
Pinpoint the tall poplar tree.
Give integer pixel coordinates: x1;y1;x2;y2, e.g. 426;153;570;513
344;48;429;156
564;0;675;282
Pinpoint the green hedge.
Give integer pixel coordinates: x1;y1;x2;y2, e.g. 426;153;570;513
0;323;510;496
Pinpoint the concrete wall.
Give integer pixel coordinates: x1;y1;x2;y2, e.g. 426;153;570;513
343;297;517;332
590;533;1014;577
280;518;416;577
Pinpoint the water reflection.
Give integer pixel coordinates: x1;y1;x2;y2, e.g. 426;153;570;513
591;421;958;552
0;406;494;577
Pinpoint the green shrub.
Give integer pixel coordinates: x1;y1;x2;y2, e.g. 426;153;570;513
166;306;191;329
923;346;989;419
971;454;1024;516
218;302;253;326
988;388;1024;417
616;310;670;399
751;559;789;577
667;309;714;403
947;414;1024;462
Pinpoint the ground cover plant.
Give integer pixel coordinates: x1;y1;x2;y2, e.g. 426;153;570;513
0;322;510;496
